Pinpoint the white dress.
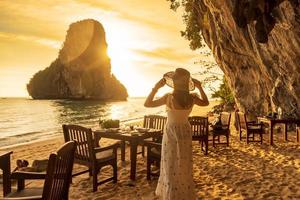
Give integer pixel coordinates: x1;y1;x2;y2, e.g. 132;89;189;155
155;94;196;200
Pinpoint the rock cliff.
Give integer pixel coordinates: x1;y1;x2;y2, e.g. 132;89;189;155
27;19;128;100
174;0;300;117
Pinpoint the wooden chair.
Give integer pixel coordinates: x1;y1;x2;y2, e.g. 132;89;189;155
143;115;167;130
189;116;209;155
62;124;118;192
143;115;166;179
145;141;161;180
237;112;263;144
141;115;167;156
4;141;76;200
210;112;231;147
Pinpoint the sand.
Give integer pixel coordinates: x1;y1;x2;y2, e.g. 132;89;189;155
1;101;300;199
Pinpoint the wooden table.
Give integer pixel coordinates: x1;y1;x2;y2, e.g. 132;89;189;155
258;117;300;145
94;129;162;181
0;151;12;197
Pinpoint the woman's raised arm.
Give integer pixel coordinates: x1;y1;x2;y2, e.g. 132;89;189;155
144;78;168;107
192;78;209;106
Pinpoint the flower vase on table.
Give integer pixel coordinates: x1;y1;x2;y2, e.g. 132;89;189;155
99;119;120;130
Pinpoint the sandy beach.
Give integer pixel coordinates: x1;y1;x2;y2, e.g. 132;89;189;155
1;102;300;199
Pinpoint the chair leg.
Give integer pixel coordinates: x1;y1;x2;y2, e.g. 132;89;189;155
246;133;249;144
239;131;242;141
147;158;151;180
142;145;145;157
213;135;216;147
205;137;208;155
226;135;229;146
89;168;92;176
17;179;25;191
200;140;203;151
297;128;299;143
92;167;98;192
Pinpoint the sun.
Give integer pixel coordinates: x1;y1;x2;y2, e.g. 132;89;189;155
107;46;148;97
105;26;150;97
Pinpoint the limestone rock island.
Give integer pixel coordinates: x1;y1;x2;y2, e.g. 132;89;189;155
27;19;128;100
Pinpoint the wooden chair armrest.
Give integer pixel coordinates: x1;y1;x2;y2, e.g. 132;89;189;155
144;141;161;149
152;135;163;143
10;171;46;180
209;124;228;127
94;142;119;153
2;196;42;200
247;123;263;128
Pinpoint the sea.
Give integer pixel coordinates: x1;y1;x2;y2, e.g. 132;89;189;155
0;97;164;148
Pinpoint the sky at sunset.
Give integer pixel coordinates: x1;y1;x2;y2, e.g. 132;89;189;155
0;0;217;97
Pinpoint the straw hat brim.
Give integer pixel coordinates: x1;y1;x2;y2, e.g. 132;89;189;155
163;71;195;91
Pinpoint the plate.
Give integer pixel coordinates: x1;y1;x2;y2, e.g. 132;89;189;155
136;128;149;133
107;128;120;133
130;131;140;136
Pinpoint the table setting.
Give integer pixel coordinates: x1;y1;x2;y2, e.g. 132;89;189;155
94;123;162;181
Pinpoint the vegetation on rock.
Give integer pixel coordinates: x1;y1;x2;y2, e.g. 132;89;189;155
168;0;204;50
211;76;235;111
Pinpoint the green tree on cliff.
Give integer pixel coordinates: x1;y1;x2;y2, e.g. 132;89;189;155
211;77;235;105
168;0;204;50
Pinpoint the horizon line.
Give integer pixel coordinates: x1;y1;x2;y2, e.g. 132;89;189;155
0;96;147;98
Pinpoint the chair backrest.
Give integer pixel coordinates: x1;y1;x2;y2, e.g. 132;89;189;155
237;112;247;130
143;115;167;131
189;116;208;138
220;112;231;129
42;141;76;200
62;124;94;163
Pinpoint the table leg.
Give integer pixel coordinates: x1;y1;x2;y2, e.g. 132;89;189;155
1;155;12;196
121;140;126;161
129;140;138;181
270;122;274;146
284;123;288;141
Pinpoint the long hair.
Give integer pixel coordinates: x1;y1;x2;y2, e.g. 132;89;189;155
172;90;193;109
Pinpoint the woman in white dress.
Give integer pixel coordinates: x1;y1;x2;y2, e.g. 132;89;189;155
144;68;209;200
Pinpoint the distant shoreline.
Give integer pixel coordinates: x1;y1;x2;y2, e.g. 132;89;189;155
0;96;218;101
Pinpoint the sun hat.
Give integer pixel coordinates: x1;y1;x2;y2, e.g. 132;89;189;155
163;68;195;91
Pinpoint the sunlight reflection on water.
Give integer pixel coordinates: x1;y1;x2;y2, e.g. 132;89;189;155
0;97;164;147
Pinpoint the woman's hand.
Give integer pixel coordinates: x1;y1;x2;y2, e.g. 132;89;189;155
192;78;202;88
154;78;166;90
144;78;167;108
192;78;209;106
